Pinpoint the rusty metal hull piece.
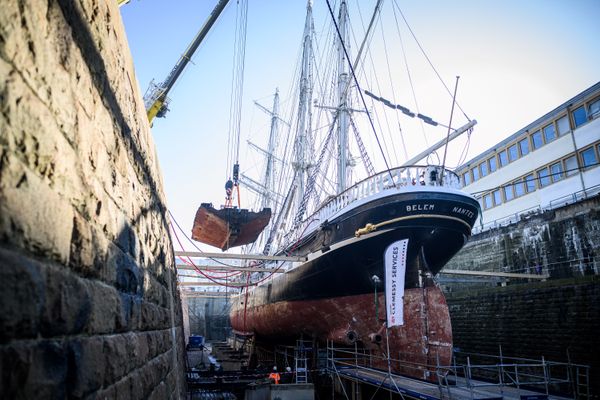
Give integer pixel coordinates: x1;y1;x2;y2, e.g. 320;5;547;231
231;286;452;380
191;203;271;251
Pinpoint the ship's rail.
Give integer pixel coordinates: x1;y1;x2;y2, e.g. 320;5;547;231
313;165;461;226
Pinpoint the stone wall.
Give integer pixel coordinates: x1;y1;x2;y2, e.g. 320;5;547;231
0;1;185;398
445;195;600;282
447;276;600;396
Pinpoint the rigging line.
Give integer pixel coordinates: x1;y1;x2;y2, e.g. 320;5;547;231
390;1;429;147
364;30;400;167
325;0;394;183
377;16;404;164
392;0;470;121
441;76;460;179
342;0;383;102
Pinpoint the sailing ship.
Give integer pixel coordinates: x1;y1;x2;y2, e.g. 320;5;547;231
225;0;481;381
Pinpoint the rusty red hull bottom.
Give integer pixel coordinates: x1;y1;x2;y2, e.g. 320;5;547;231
230;285;452;380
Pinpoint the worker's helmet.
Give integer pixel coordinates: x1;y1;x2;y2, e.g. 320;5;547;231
273;366;277;371
286;367;291;372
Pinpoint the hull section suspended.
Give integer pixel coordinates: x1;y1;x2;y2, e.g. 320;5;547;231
230;188;479;380
191;203;271;251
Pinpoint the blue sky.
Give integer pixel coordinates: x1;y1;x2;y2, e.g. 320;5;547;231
120;0;600;252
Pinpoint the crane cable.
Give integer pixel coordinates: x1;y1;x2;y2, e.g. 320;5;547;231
226;0;249;207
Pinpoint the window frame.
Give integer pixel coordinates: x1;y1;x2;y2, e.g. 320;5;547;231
492;189;502;206
572;105;587;128
498;150;509;167
483;193;493;209
488;156;497;173
531;130;543;150
580;146;598;169
537;167;551;188
564;155;578;177
550;162;564;183
514;179;525;197
508;144;519;162
543;123;556;143
556;115;570;136
525;173;536;192
503;185;514;202
518;137;530;157
480;161;488;177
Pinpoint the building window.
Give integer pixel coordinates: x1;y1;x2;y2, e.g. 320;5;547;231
463;172;471;186
564;155;578;176
580;146;598;168
488;156;497;173
572;105;587;127
537;167;550;187
480;161;488;177
543;123;556;143
484;193;493;209
508;144;519;162
514;180;525;197
550;162;564;182
531;130;543;149
498;150;508;167
519;137;530;156
471;166;480;181
589;98;600;120
493;189;502;206
504;185;514;201
557;115;570;136
525;173;536;192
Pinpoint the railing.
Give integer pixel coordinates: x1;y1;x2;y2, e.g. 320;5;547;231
326;342;590;399
472;184;600;235
443;349;591;400
310;165;461;228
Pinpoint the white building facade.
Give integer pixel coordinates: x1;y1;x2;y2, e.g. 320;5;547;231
457;82;600;233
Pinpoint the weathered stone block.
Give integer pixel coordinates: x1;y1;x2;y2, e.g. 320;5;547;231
40;264;91;337
0;155;74;264
67;336;105;398
0;247;45;342
85;281;118;334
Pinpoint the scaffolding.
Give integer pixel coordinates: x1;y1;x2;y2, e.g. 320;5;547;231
326;341;590;400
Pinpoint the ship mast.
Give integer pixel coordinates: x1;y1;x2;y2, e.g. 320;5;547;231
262;89;280;210
293;0;315;211
336;0;350;193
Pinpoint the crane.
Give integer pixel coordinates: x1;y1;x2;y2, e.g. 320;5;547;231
142;0;230;123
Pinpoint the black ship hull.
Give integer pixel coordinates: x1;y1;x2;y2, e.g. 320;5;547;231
230;188;480;380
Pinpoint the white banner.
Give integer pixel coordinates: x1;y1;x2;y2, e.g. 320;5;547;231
384;239;408;327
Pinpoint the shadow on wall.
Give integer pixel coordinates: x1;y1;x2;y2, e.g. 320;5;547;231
0;1;185;398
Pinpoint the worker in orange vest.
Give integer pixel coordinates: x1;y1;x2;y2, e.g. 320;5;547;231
268;366;281;384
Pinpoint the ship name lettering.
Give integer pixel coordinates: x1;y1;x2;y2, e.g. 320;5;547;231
451;206;474;219
405;204;434;212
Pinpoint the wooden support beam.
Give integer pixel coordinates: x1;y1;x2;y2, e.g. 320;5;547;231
175;251;306;262
181;290;232;298
178;281;246;288
176;264;285;273
441;269;549;279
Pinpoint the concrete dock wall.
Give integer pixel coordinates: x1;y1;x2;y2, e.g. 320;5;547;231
0;1;185;398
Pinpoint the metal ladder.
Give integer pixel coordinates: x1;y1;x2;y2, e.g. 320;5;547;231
575;365;590;399
294;340;309;384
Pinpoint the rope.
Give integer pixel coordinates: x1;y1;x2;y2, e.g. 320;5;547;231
325;0;395;184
